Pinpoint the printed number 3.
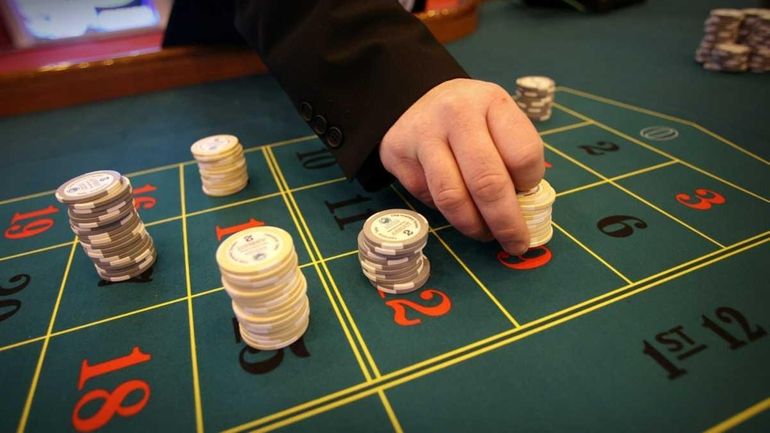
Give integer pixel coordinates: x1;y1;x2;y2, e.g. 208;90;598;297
675;188;725;211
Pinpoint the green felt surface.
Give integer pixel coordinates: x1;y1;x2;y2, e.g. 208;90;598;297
0;0;769;432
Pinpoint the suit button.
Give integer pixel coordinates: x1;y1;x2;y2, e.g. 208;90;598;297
299;102;313;122
326;126;343;148
310;115;328;135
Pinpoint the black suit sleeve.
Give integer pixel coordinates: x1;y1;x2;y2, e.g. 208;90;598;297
164;1;469;191
233;1;469;190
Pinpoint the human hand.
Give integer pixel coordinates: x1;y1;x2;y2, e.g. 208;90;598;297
380;78;545;255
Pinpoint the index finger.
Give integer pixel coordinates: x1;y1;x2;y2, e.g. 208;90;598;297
448;115;530;255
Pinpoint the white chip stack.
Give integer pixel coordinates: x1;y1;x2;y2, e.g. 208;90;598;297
514;76;555;122
358;209;430;295
695;8;770;73
217;226;309;350
695;9;744;64
191;134;249;197
518;179;556;248
56;170;156;282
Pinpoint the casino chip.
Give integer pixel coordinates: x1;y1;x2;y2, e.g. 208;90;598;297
695;8;770;73
514;76;555;122
56;170;157;282
518;179;556;248
190;134;249;197
358;209;431;295
216;226;310;351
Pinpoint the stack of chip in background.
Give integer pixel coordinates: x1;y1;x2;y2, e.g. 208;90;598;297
744;10;770;72
217;226;310;350
695;9;744;64
514;76;555;122
518;179;556;248
695;8;770;73
56;170;156;282
190;134;249;197
704;43;751;72
358;209;430;295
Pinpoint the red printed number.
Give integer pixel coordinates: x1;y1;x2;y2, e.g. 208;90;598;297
497;246;552;270
216;218;265;241
380;289;452;326
675;188;725;211
4;205;59;240
132;184;158;210
72;347;152;432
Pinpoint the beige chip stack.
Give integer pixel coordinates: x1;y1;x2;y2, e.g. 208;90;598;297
191;134;249;197
518;179;556;248
217;226;310;350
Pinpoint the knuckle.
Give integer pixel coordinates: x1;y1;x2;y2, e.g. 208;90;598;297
433;186;467;212
468;172;509;204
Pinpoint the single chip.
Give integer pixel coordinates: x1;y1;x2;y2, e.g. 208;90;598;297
190;134;241;159
56;170;123;204
362;209;429;251
216;226;294;276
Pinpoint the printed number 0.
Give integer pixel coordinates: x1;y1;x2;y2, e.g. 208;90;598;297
675;188;725;211
72;380;150;432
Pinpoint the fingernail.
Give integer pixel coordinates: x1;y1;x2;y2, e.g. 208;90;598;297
506;242;529;256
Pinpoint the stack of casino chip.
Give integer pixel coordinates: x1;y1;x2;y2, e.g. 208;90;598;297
704;43;751;72
358;209;430;295
514;76;555;122
56;170;156;282
695;9;744;64
737;9;769;43
190;134;249;197
517;179;556;248
217;226;309;350
744;10;770;72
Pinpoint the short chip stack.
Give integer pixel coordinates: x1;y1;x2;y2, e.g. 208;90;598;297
358;209;430;295
190;134;249;197
56;170;157;282
514;76;555;122
217;226;309;350
518;179;556;248
695;9;744;64
704;43;751;72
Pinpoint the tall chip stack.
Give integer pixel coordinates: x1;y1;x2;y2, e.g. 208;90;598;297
358;209;430;295
217;226;310;350
514;76;555;122
190;134;249;197
695;9;744;64
56;170;157;282
745;10;770;72
518;179;557;248
695;8;770;73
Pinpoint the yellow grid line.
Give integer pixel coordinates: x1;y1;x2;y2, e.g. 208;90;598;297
539;120;593;136
551;222;633;284
226;231;770;432
555;160;678;198
557;86;770;166
553;102;770;204
180;165;205;433
0;240;75;263
16;238;78;433
0;336;45;353
145;215;183;227
265;147;383;379
703;396;770;433
542;141;726;248
262;147;375;382
388;185;521;327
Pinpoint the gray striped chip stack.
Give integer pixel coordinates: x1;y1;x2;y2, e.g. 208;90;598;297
191;134;249;197
217;226;310;351
358;209;431;295
514;76;555;122
56;170;156;282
